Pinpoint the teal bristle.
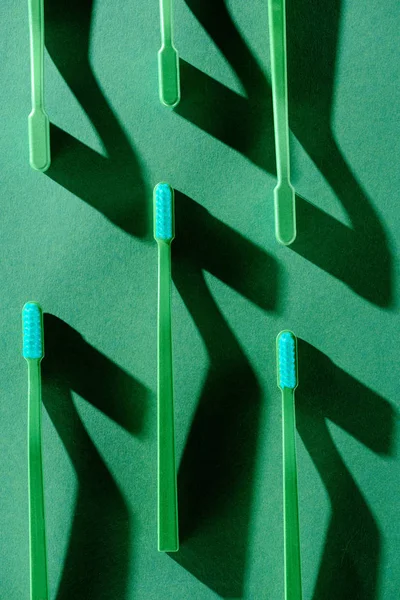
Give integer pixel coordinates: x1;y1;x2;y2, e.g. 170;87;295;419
154;183;174;241
22;302;43;359
278;331;297;389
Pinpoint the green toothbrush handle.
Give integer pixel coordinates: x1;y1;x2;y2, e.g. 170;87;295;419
28;0;50;171
282;387;302;600
157;242;179;552
159;0;173;45
27;359;48;600
268;0;290;180
268;0;296;244
158;0;180;107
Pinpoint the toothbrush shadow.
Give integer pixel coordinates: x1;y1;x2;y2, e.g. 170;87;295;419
175;0;274;172
287;0;392;306
296;339;396;600
176;0;393;307
168;191;278;598
42;314;149;600
173;192;279;311
292;193;393;307
44;0;150;238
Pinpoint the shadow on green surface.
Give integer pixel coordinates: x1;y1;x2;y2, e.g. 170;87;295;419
42;314;149;600
177;0;393;308
296;339;396;600
173;192;279;312
44;0;150;238
168;191;278;598
286;0;393;308
176;0;274;172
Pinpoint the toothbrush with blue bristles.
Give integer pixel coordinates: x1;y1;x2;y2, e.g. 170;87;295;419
158;0;180;107
22;302;48;600
154;183;179;552
277;331;302;600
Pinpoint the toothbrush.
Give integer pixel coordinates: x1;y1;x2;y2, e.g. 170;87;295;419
158;0;180;107
154;183;179;552
277;331;302;600
268;0;296;245
28;0;50;172
22;303;48;600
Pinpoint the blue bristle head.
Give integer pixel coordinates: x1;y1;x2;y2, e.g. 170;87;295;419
154;183;174;241
22;302;44;359
278;331;297;389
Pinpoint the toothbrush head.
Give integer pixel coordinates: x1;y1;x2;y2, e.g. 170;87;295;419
277;330;297;390
22;302;44;360
154;183;175;243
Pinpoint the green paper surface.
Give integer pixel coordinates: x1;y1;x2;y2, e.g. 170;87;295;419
0;1;399;598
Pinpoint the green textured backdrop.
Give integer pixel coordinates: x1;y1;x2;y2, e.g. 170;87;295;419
1;1;399;598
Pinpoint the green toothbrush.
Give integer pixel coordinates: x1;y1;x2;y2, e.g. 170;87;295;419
268;0;296;245
158;0;180;107
22;303;48;600
154;183;179;552
28;0;50;172
277;331;302;600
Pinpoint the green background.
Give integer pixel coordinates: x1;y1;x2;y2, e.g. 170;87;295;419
1;1;399;598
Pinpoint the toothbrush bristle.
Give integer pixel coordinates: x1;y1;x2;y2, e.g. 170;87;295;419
278;331;297;389
154;183;174;242
22;302;44;359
